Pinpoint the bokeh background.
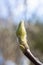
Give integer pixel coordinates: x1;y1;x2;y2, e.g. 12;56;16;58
0;0;43;65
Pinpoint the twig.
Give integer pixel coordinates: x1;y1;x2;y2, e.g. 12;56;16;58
16;21;43;65
23;48;43;65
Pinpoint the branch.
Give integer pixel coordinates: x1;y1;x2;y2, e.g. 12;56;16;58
16;20;43;65
24;48;42;65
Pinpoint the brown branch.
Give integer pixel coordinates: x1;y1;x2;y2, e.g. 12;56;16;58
16;21;43;65
23;48;43;65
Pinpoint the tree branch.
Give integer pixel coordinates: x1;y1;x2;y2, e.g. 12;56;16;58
23;48;43;65
16;21;43;65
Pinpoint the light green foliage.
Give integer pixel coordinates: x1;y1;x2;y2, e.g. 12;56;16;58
16;20;29;51
16;20;26;40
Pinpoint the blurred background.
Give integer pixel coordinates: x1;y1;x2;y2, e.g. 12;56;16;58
0;0;43;65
